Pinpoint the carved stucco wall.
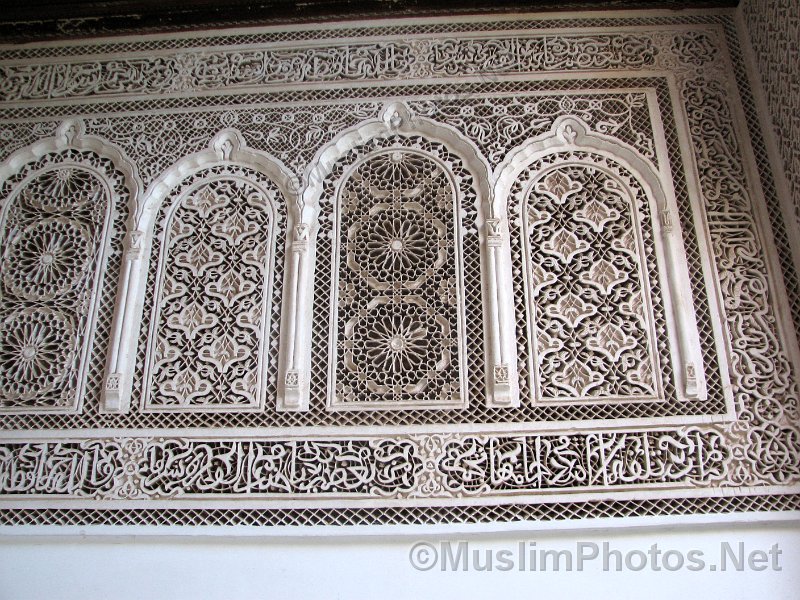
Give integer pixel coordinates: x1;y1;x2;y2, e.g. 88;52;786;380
0;10;799;527
740;0;800;221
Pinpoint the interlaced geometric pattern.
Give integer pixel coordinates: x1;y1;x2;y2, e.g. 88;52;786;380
0;153;113;412
143;173;277;411
332;149;465;409
0;12;799;526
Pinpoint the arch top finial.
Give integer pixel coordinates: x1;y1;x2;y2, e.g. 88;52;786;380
554;115;590;146
379;102;414;130
55;118;86;146
210;129;246;161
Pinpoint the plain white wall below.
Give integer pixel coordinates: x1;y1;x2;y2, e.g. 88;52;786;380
1;518;799;599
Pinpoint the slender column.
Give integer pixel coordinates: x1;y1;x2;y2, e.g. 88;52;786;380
485;217;514;406
659;202;705;399
102;229;144;413
281;223;310;410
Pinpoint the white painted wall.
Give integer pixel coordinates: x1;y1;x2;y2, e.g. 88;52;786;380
2;518;799;599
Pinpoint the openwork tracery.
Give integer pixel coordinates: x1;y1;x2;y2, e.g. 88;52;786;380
280;102;516;413
0;121;134;413
497;117;708;406
333;148;465;409
522;160;663;401
142;172;278;410
0;15;798;526
102;130;296;414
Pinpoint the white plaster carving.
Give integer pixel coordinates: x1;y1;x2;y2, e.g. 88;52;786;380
293;101;518;411
0;34;658;103
495;116;708;404
104;129;299;413
0;119;140;414
0;15;798;526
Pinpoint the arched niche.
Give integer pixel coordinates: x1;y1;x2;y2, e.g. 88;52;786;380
278;102;519;412
103;129;299;413
0;119;140;413
495;116;707;406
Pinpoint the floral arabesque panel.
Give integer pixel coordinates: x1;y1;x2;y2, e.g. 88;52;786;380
523;161;663;402
0;13;799;526
143;169;281;412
